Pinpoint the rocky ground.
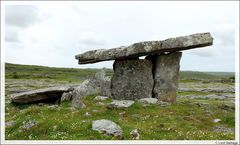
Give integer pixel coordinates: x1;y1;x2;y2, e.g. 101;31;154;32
4;78;235;140
4;63;235;140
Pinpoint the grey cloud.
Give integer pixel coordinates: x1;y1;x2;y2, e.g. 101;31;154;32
5;5;40;28
5;26;20;42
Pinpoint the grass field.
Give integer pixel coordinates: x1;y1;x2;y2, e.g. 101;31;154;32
4;63;235;140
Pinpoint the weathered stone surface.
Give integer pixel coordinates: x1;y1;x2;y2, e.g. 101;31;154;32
71;70;111;110
20;120;38;131
138;98;158;105
152;52;182;103
107;100;134;109
5;121;16;128
61;91;73;103
111;59;154;100
130;129;140;140
92;119;122;138
213;118;221;123
11;86;72;104
213;126;234;133
94;95;109;101
76;33;213;64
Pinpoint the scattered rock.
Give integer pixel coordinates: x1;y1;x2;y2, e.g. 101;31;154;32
193;102;209;107
20;120;38;131
96;102;105;106
111;59;154;100
130;129;140;140
71;70;110;110
94;96;109;101
178;88;235;93
119;112;126;117
84;112;91;117
219;104;234;111
213;126;234;133
141;115;151;121
138;98;158;105
11;86;72;104
213;118;221;123
92;119;122;138
158;101;170;107
107;100;134;109
47;105;60;111
61;91;73;103
205;110;213;116
5;121;16;128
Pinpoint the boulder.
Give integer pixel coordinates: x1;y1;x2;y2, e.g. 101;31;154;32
107;100;134;109
71;70;111;110
75;32;213;64
152;52;182;103
11;86;72;104
94;95;109;101
111;59;154;100
92;119;122;138
138;98;158;105
61;91;73;103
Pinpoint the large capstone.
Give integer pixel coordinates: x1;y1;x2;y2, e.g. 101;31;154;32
111;59;154;100
75;33;213;64
152;52;182;103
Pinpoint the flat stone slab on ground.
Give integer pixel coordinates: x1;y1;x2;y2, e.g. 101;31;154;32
11;86;72;104
92;119;122;138
76;32;213;64
107;100;135;109
138;98;158;104
94;96;109;101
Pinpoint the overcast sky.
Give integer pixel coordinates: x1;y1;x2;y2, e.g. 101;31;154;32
3;1;238;72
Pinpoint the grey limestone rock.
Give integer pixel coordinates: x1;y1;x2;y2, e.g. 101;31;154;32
107;100;134;109
138;98;158;105
92;119;122;138
76;33;213;64
71;70;111;110
152;52;182;103
11;86;72;104
111;59;154;100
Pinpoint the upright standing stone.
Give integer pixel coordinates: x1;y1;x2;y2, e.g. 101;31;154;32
152;52;182;103
111;58;154;100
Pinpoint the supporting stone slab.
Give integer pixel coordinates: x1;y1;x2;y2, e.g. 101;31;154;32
111;59;154;100
152;52;182;103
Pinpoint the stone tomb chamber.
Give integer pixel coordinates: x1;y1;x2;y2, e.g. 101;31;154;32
75;32;213;103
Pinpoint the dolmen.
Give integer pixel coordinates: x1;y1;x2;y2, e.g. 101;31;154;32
75;32;213;103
